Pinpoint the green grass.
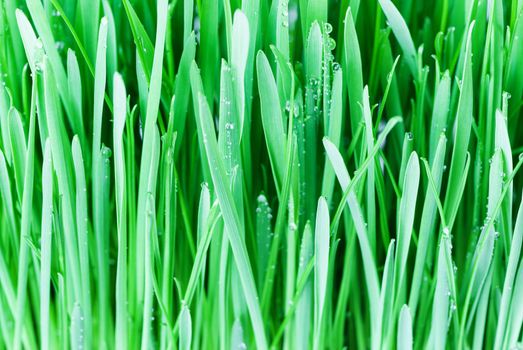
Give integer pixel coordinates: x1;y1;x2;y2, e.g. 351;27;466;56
1;0;523;349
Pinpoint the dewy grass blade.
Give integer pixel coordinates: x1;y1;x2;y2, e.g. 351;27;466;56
378;0;417;76
179;304;192;350
409;134;447;316
314;197;330;350
379;240;396;348
71;137;92;349
13;82;36;350
26;0;81;133
430;229;453;350
135;0;168;330
429;72;451;163
323;137;381;350
231;10;249;137
444;22;475;230
397;305;413;350
295;223;313;350
113;73;128;350
91;18;110;346
170;32;196;158
196;93;267;350
256;51;286;194
362;86;376;253
343;7;364;153
14;9;39;74
394;152;420;305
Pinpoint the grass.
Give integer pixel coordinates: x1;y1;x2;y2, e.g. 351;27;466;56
1;0;523;349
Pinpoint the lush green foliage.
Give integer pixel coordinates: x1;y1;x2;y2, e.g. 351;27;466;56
1;0;523;349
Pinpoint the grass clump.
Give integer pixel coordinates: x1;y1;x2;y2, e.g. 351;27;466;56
1;0;523;349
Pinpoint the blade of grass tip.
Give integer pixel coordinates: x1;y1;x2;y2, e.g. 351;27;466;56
379;240;395;348
409;134;447;316
135;0;168;324
189;61;212;185
122;0;154;81
321;67;343;202
113;72;128;350
196;182;211;267
314;197;329;350
377;0;417;77
443;22;475;230
14;9;39;75
197;93;267;350
13;80;36;350
343;7;364;158
179;304;192;350
394;152;420;305
71;136;92;349
231;318;246;350
374;55;400;134
429;71;451;163
323;137;381;350
495;191;523;349
397;305;413;350
295;222;313;350
70;302;85;350
430;230;452;350
231;10;249;137
91;17;108;169
91;17;110;347
256;194;273;286
157;137;178;350
398;132;414;193
256;51;286;194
